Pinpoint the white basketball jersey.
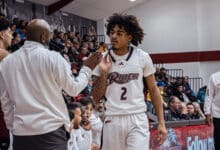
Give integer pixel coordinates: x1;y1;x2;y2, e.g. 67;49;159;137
93;46;155;115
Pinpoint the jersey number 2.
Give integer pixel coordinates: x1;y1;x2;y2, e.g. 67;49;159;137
121;87;127;100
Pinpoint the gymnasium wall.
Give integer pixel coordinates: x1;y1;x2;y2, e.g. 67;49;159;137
123;0;220;85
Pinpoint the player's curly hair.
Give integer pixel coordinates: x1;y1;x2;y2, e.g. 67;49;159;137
106;13;144;46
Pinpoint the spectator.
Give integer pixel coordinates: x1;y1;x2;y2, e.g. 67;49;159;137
75;32;81;44
79;97;102;148
155;66;161;81
88;42;96;53
71;62;79;76
82;34;89;43
168;96;182;120
180;102;189;119
173;84;190;103
196;85;207;103
168;96;188;121
10;23;16;32
78;97;96;150
68;31;75;43
186;102;200;119
183;76;196;99
10;32;21;52
163;85;174;104
77;47;90;63
17;25;26;41
67;102;93;150
68;42;79;63
192;102;205;119
159;67;169;85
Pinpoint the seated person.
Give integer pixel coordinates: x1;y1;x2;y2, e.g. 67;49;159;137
196;86;207;103
192;102;205;119
183;76;196;99
173;84;190;103
180;102;190;120
167;96;189;121
186;102;202;119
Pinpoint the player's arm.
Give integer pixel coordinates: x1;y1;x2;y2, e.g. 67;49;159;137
144;74;167;144
54;51;102;97
91;54;112;103
91;73;108;103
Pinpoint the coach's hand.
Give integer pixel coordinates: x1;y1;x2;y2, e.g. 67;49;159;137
157;123;167;145
84;51;102;70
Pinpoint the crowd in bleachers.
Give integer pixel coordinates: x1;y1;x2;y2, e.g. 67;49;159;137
147;66;207;121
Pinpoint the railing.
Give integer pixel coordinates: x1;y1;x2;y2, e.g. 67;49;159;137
188;77;203;94
150;119;206;129
166;69;183;79
87;35;105;43
80;27;88;38
153;60;164;68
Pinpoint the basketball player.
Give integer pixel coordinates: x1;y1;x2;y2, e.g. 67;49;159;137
91;13;167;150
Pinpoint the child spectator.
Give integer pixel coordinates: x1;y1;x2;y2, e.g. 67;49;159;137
192;102;205;119
79;97;102;150
67;102;92;150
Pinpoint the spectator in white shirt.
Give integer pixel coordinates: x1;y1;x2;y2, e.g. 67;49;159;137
0;19;102;150
68;102;92;150
68;102;82;150
79;97;101;150
204;71;220;150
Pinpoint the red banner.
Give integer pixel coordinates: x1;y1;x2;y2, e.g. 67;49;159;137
150;124;214;150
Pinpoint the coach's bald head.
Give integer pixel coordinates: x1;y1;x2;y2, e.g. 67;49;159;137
26;19;51;45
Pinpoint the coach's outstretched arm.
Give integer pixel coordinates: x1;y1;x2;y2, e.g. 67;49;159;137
55;51;102;97
145;74;167;144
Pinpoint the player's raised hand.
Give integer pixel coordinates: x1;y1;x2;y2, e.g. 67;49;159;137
157;123;167;145
99;53;112;73
84;51;102;70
